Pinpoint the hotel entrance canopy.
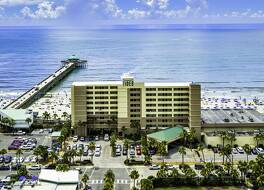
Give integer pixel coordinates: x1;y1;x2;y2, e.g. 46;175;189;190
147;126;184;144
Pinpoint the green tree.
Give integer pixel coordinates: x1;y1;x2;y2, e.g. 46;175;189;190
130;169;140;188
140;178;153;190
242;144;251;163
157;141;167;163
43;111;51;122
103;169;115;190
220;131;228;163
56;164;70;172
198;144;205;162
254;134;262;147
179;146;186;165
130;120;141;134
16;148;23;164
238;160;248;181
88;142;96;161
49;151;58;164
78;149;84;162
110;133;117;156
82;174;89;189
170;168;180;177
17;166;28;176
201;162;214;179
25;117;32;126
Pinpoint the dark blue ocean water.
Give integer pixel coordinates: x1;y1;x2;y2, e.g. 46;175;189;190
0;27;264;93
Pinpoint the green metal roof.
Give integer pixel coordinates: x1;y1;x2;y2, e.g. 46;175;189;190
69;55;79;60
147;126;184;143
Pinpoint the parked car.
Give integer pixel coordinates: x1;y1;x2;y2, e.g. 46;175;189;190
80;137;85;142
236;147;245;154
95;136;99;141
136;148;141;155
4;156;12;164
123;149;127;155
232;148;238;154
256;147;264;154
130;149;135;157
83;149;88;156
0;156;4;163
73;136;78;142
88;150;94;156
149;165;160;170
28;165;41;170
15;131;26;136
116;149;121;156
166;165;175;170
95;150;101;157
104;134;109;141
252;148;258;155
0;165;10;171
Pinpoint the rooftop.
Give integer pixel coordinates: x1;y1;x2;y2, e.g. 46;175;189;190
147;126;184;143
202;109;264;124
0;109;32;120
51;131;61;137
39;169;79;184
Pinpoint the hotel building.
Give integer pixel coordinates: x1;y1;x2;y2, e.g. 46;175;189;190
71;75;201;138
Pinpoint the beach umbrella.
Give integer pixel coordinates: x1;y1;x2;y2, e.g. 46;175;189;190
19;176;26;181
31;175;38;181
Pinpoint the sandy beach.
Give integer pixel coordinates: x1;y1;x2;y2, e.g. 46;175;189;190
1;88;264;119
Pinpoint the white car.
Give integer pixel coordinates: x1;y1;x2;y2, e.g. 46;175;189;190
149;165;160;170
236;147;245;154
11;157;18;164
31;156;38;163
232;148;238;154
15;131;26;136
73;136;78;142
256;147;264;154
95;136;99;141
88;150;94;156
104;134;109;141
96;144;101;149
95;150;101;157
28;165;41;170
24;156;32;163
116;149;121;156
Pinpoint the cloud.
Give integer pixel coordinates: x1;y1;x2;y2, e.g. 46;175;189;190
127;9;150;19
21;1;65;19
102;0;124;18
0;0;42;6
139;0;170;9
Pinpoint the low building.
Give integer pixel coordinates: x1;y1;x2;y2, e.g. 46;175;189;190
0;109;33;129
201;109;264;146
22;169;79;190
71;74;201;138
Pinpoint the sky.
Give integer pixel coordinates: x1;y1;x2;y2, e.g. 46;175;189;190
0;0;264;26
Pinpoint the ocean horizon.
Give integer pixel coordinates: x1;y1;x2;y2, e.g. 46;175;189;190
1;25;264;95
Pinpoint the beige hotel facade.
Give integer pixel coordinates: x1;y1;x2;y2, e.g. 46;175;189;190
71;75;201;138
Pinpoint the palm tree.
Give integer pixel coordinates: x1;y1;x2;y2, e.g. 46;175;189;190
16;149;23;164
49;151;58;164
157;141;167;163
110;134;117;156
78;149;84;162
170;168;180;177
198;144;205;162
220;131;228;163
121;126;127;136
238;160;248;181
53;113;58;120
256;174;264;188
140;178;153;190
123;138;129;159
82;174;89;189
33;147;42;164
9;119;16;134
0;149;7;165
130;169;140;188
69;149;77;164
88;142;95;161
62;112;68;121
130;120;141;134
104;169;115;190
25;118;32;127
180;130;188;145
242;144;251;163
42;111;50;122
201;162;214;179
179;146;186;165
56;164;70;172
254;133;263;147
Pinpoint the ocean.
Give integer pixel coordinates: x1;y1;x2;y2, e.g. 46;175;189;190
0;27;264;95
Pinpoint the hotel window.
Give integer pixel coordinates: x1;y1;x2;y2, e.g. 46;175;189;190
158;114;172;117
95;96;108;99
174;109;189;112
174;98;189;101
87;112;93;114
158;109;172;112
146;109;156;112
130;114;140;117
158;88;172;91
158;98;172;101
110;101;117;104
87;102;93;104
95;91;108;94
110;111;118;114
146;88;156;91
146;114;156;117
110;91;118;94
110;106;118;109
95;106;108;110
174;93;189;96
95;101;108;104
146;98;156;101
174;88;189;91
87;86;93;89
174;103;189;106
130;104;140;107
158;93;172;96
130;93;140;96
87;97;93;99
146;104;156;107
130;109;140;112
158;104;172;107
130;98;140;102
146;93;156;96
87;107;93;109
95;86;108;89
130;88;141;91
87;91;93;94
110;96;117;99
110;86;118;89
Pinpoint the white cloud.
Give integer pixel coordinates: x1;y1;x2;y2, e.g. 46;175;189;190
140;0;169;9
21;1;65;19
127;9;150;19
102;0;124;18
0;0;42;6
